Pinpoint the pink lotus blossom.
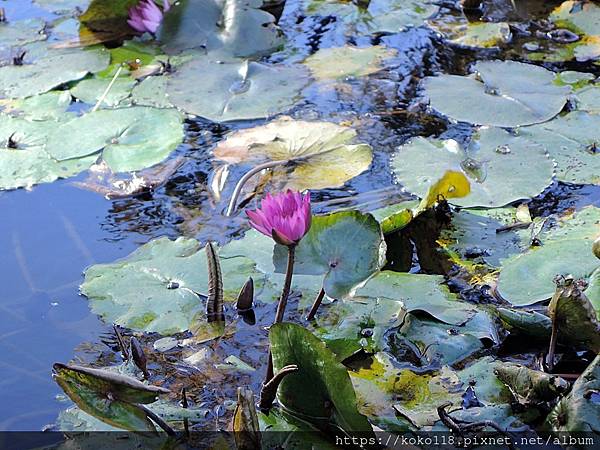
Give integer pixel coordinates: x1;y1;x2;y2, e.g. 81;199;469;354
127;0;170;34
246;190;312;246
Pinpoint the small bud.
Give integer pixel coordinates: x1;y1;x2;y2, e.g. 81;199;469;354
593;236;600;260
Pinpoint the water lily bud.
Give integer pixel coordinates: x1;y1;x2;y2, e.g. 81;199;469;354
128;0;170;34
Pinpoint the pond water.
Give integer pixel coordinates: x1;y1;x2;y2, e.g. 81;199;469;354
1;0;600;439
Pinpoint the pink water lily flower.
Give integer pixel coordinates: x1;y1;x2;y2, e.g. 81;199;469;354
128;0;170;34
247;190;312;246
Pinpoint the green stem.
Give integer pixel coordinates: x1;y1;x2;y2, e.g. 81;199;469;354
265;245;296;385
274;245;295;324
306;287;325;321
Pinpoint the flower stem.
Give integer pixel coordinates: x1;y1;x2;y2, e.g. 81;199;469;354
274;244;295;324
306;287;325;321
265;244;296;386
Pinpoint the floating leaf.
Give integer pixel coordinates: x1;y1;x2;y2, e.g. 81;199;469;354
497;308;552;341
0;91;73;121
497;207;600;306
131;76;173;108
547;353;600;433
423;60;570;127
429;19;512;49
52;363;167;432
213;117;373;191
0;45;109;99
273;211;385;299
167;59;309;122
354;271;476;325
303;45;396;80
495;363;568;405
518;111;600;185
0;19;46;52
46;106;184;173
393;127;554;208
548;276;600;352
0;115;95;190
81;237;265;335
269;322;374;434
547;0;600;62
71;77;136;107
158;0;282;57
439;207;529;267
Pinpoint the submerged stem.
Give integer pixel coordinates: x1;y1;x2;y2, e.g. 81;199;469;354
306;287;325;321
225;160;288;216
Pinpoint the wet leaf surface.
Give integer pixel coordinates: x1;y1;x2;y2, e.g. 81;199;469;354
423;60;570;127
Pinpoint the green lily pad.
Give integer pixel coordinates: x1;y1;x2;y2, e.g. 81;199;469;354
34;0;91;13
71;77;136;108
273;211;386;299
423;60;570;127
303;0;437;35
131;76;173;108
158;0;283;57
53;363;168;432
167;59;308;122
213;117;373;191
497;207;600;306
395;312;490;366
351;352;462;428
548;0;600;62
586;268;600;316
315;296;404;361
81;236;265;335
0;45;110;99
548;276;600;352
354;271;476;325
518;111;600;185
0;91;73;121
270;322;374;434
0;115;95;190
0;19;46;51
574;85;600;113
495;363;568;405
429;19;512;49
46;106;184;173
439;207;528;267
303;45;396;80
497;308;552;341
547;353;600;433
393;127;554;208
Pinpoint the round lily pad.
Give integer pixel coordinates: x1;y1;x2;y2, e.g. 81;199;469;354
0;115;95;190
497;207;600;306
273;211;386;299
518;111;600;185
392;127;554;208
213;116;373;191
46;106;184;173
0;91;73;121
158;0;283;57
0;19;46;52
303;45;396;80
130;76;173;108
0;45;110;99
81;236;266;335
423;60;570;127
167;59;309;122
